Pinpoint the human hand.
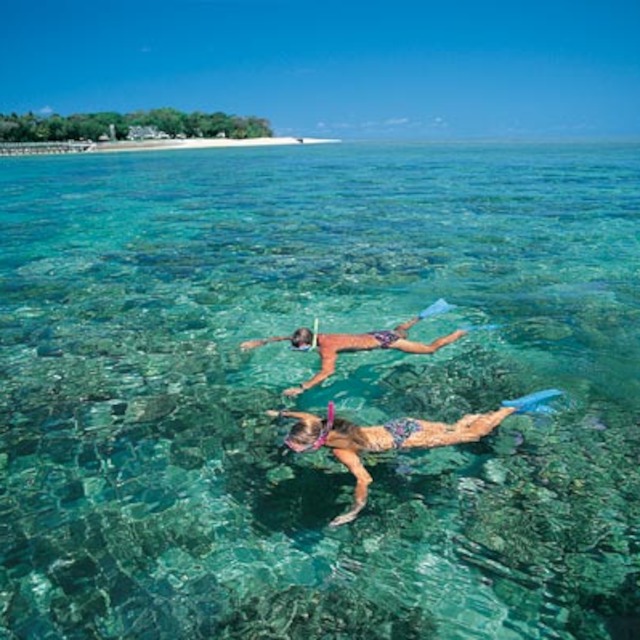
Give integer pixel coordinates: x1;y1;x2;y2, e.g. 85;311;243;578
240;339;263;351
283;386;304;397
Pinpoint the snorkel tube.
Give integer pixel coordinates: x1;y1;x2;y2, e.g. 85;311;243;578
312;401;335;450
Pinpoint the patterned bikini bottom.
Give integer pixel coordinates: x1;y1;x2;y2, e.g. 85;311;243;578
383;417;422;448
367;330;401;349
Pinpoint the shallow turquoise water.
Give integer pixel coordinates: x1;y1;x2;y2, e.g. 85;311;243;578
1;141;639;639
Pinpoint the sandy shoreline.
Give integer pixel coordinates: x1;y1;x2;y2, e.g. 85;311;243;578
92;136;341;154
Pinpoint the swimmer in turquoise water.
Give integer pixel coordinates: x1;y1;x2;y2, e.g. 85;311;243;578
242;299;467;396
267;390;562;526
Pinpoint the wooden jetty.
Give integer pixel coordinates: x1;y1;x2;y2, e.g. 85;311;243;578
0;141;95;156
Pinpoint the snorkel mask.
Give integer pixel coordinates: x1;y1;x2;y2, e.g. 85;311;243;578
290;318;319;352
285;401;335;453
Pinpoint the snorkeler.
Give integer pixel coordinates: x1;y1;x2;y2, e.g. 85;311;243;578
267;390;563;527
241;299;467;397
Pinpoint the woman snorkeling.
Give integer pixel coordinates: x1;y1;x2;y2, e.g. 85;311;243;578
242;299;467;397
267;389;562;527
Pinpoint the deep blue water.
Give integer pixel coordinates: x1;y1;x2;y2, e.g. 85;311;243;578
1;141;639;639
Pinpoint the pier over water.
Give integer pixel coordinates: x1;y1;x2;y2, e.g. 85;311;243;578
0;141;94;156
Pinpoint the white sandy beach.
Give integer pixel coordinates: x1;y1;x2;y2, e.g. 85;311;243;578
92;136;340;153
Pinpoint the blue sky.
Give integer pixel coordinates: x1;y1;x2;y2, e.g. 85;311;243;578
2;0;639;139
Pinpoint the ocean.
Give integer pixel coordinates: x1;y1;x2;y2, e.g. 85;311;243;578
1;141;639;639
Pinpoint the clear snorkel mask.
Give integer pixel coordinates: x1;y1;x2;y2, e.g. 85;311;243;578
285;401;335;453
290;318;319;352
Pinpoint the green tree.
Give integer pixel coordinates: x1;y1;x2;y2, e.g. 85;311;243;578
0;117;20;142
245;116;272;138
184;111;207;137
126;110;154;127
201;111;232;138
0;109;274;143
47;114;69;141
147;108;186;138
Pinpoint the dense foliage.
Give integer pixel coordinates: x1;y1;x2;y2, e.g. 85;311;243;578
0;108;273;142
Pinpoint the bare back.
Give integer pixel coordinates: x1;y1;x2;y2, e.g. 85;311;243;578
318;333;382;354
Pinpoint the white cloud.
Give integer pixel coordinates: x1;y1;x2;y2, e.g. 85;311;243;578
311;116;455;137
383;117;409;126
323;122;355;130
316;117;415;133
39;106;53;116
424;116;449;130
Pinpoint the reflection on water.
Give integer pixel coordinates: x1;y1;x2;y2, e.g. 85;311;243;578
1;142;639;638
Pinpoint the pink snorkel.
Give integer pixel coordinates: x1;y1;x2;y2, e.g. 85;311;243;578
311;401;335;450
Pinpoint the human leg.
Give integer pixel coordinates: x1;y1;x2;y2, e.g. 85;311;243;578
451;407;516;442
402;390;563;449
393;317;420;337
393;299;457;337
405;407;516;448
390;329;466;354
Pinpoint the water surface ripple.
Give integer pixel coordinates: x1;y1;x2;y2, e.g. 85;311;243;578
1;142;639;639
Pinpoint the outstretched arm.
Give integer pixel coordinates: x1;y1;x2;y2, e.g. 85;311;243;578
329;448;373;527
283;350;338;397
241;335;290;351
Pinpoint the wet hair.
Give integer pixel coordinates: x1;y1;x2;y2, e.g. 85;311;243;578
291;327;313;348
287;416;368;450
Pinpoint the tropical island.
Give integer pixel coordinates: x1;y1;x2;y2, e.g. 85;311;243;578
0;109;339;155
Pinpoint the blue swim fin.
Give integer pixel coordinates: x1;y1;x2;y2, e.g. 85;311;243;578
418;298;456;319
501;389;563;414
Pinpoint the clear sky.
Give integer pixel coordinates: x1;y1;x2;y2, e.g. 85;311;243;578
2;0;639;139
